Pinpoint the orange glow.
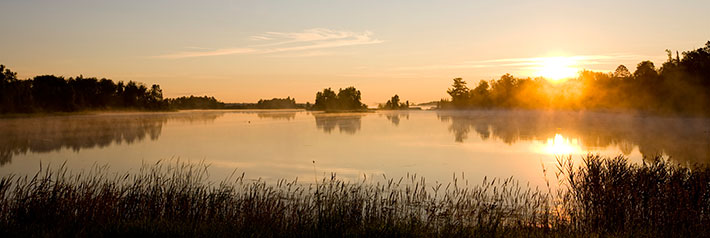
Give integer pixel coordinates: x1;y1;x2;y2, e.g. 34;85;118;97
541;133;582;155
535;57;579;81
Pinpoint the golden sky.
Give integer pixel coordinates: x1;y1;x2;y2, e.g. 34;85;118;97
1;0;709;105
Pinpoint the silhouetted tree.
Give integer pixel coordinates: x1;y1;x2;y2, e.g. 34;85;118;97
490;74;518;108
313;88;338;111
0;65;32;113
312;87;366;111
337;87;365;110
469;80;491;107
256;97;297;109
380;94;409;110
32;75;74;111
613;65;632;78
166;96;225;109
447;78;469;108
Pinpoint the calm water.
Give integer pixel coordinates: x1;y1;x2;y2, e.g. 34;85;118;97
1;110;709;187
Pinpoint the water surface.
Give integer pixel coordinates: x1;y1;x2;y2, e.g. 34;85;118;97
1;110;708;187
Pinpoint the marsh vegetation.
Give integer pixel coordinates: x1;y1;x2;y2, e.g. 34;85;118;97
0;155;708;237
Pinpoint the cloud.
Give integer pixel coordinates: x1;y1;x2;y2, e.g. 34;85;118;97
392;54;657;72
158;48;257;59
266;51;335;58
338;72;421;79
254;28;367;46
156;28;382;59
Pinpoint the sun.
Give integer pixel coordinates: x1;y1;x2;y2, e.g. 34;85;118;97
536;57;579;81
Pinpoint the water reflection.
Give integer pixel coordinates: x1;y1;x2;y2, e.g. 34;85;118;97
437;110;710;163
3;109;710;175
380;111;410;126
257;111;297;121
0;112;223;164
313;113;364;134
541;134;583;155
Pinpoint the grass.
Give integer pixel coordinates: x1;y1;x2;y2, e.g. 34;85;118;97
0;155;708;237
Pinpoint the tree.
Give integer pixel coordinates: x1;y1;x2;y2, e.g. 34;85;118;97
634;61;658;81
0;65;22;113
32;75;74;111
381;94;408;110
313;88;337;110
447;78;469;108
679;41;710;88
256;97;297;109
390;95;400;109
0;65;17;83
145;84;164;109
613;65;631;78
166;95;224;109
312;87;366;111
0;65;177;113
469;80;491;107
490;74;518;108
337;87;365;110
97;78;118;107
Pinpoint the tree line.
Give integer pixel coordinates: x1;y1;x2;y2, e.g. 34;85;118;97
442;41;710;115
225;97;308;109
0;66;305;112
0;67;237;112
0;68;166;113
255;97;298;109
166;96;225;109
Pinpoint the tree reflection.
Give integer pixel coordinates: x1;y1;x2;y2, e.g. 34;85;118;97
313;113;363;134
0;112;223;165
256;111;297;121
437;110;710;163
380;111;409;126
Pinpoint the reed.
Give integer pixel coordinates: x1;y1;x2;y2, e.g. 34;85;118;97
0;155;708;237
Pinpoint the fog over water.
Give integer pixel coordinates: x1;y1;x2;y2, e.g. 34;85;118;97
1;110;708;187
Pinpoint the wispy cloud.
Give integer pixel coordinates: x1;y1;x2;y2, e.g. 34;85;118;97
338;72;422;79
158;48;257;59
156;28;382;59
392;54;655;71
266;51;335;58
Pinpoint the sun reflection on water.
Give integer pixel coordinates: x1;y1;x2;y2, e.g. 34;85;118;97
541;133;583;155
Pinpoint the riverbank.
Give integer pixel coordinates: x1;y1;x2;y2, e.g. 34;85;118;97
0;154;707;237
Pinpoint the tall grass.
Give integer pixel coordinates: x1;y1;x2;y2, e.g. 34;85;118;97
0;155;708;237
555;155;710;237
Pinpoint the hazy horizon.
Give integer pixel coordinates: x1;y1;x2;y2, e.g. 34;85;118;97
2;0;709;104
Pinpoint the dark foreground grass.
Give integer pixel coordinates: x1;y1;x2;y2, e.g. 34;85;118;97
0;155;709;237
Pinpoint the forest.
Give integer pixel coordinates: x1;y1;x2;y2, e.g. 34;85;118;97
0;69;166;113
441;41;710;115
0;67;302;112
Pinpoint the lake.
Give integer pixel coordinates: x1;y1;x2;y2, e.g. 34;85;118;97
1;110;709;187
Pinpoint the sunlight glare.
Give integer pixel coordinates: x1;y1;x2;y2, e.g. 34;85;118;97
542;133;582;155
536;57;579;81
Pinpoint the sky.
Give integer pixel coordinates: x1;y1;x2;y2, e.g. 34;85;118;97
1;0;709;105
